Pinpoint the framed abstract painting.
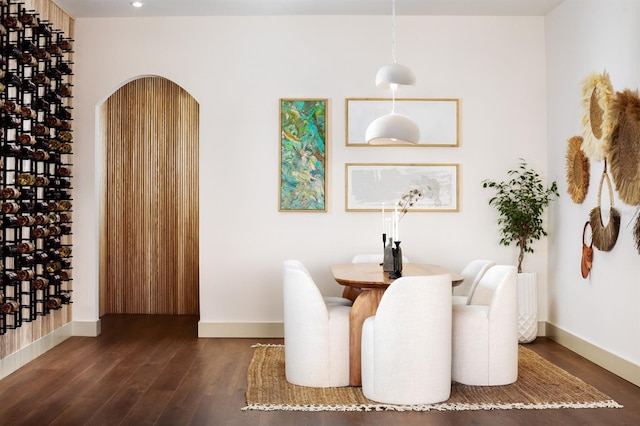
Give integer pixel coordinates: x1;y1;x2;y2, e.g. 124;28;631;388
279;99;328;212
345;163;460;212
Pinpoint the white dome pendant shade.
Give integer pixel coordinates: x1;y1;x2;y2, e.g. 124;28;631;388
375;63;416;89
366;112;420;145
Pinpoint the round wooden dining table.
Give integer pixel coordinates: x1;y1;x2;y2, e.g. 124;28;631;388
330;263;464;386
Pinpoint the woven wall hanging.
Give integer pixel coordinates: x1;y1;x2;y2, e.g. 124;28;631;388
604;88;640;205
581;71;615;161
565;135;590;203
581;221;593;279
634;208;640;254
589;167;620;252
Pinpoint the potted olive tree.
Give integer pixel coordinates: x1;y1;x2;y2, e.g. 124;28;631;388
482;159;559;343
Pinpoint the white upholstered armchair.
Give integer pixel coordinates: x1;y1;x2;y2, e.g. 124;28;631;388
451;264;518;386
282;260;351;387
361;274;452;405
452;259;495;305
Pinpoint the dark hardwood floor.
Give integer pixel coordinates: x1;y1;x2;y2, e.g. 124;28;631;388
0;314;638;425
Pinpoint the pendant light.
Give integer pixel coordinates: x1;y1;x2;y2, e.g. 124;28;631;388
374;0;415;89
366;0;420;145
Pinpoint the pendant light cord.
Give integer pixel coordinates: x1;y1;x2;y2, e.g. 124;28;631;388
391;0;397;112
391;0;397;64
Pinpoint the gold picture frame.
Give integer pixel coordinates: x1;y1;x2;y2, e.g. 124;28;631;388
345;163;460;212
345;98;459;147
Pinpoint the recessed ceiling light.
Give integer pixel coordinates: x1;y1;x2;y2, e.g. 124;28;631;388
130;1;143;7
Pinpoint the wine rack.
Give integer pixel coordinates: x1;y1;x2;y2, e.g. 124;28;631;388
0;0;73;335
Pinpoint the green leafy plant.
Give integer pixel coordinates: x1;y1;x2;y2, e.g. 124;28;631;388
482;159;559;273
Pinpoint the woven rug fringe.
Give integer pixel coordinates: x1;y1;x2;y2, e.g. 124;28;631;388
250;343;284;348
242;400;623;412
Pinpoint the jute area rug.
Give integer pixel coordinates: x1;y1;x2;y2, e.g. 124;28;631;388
243;344;623;412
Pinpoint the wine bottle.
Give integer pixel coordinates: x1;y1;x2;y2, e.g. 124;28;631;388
33;124;50;136
17;173;36;186
48;212;61;223
16;269;35;281
1;201;20;214
3;272;19;283
59;213;71;222
32;226;50;238
47;297;61;309
59;143;72;154
21;146;35;159
2;187;21;199
57;63;72;75
57;131;72;142
19;254;35;266
34;149;50;161
19;53;36;66
34;48;51;61
36;23;52;36
45;115;62;127
57;292;72;304
3;245;19;256
3;143;22;156
56;84;72;97
46;44;62;56
34;98;50;111
57;167;72;177
32;276;49;289
2;16;22;30
16;215;35;227
35;176;51;187
3;71;21;85
17;241;35;254
58;246;71;257
45;67;62;80
44;91;62;104
1;300;20;314
48;225;62;236
21;79;37;92
55;106;72;120
2;99;17;112
33;73;51;85
58;39;73;51
35;252;50;262
45;261;62;273
56;201;72;211
3;216;19;227
18;133;36;145
19;13;36;27
34;214;50;225
19;106;36;119
45;237;61;248
59;120;72;131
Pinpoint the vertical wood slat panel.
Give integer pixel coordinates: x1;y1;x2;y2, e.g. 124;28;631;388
99;77;199;315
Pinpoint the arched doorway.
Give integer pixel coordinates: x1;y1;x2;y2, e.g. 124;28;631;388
99;76;199;315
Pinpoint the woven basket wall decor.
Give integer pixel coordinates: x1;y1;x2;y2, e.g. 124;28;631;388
565;135;590;204
581;72;615;161
604;89;640;205
589;168;620;252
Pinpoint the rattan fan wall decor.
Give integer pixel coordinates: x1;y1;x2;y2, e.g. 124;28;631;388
581;71;615;161
565;136;590;203
604;88;640;206
589;168;620;252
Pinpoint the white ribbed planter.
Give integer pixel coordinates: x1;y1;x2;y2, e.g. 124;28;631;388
517;272;538;343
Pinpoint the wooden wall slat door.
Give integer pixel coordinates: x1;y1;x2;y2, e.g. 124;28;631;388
99;77;199;315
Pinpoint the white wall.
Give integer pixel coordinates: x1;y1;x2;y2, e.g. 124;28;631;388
71;16;548;327
546;0;640;366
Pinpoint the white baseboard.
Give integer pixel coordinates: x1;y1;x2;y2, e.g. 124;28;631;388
198;321;284;338
72;319;102;337
0;322;72;380
545;322;640;388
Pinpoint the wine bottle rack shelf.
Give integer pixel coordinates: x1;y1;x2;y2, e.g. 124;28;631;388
0;0;73;335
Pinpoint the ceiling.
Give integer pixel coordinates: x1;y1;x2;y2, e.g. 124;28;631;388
53;0;564;18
